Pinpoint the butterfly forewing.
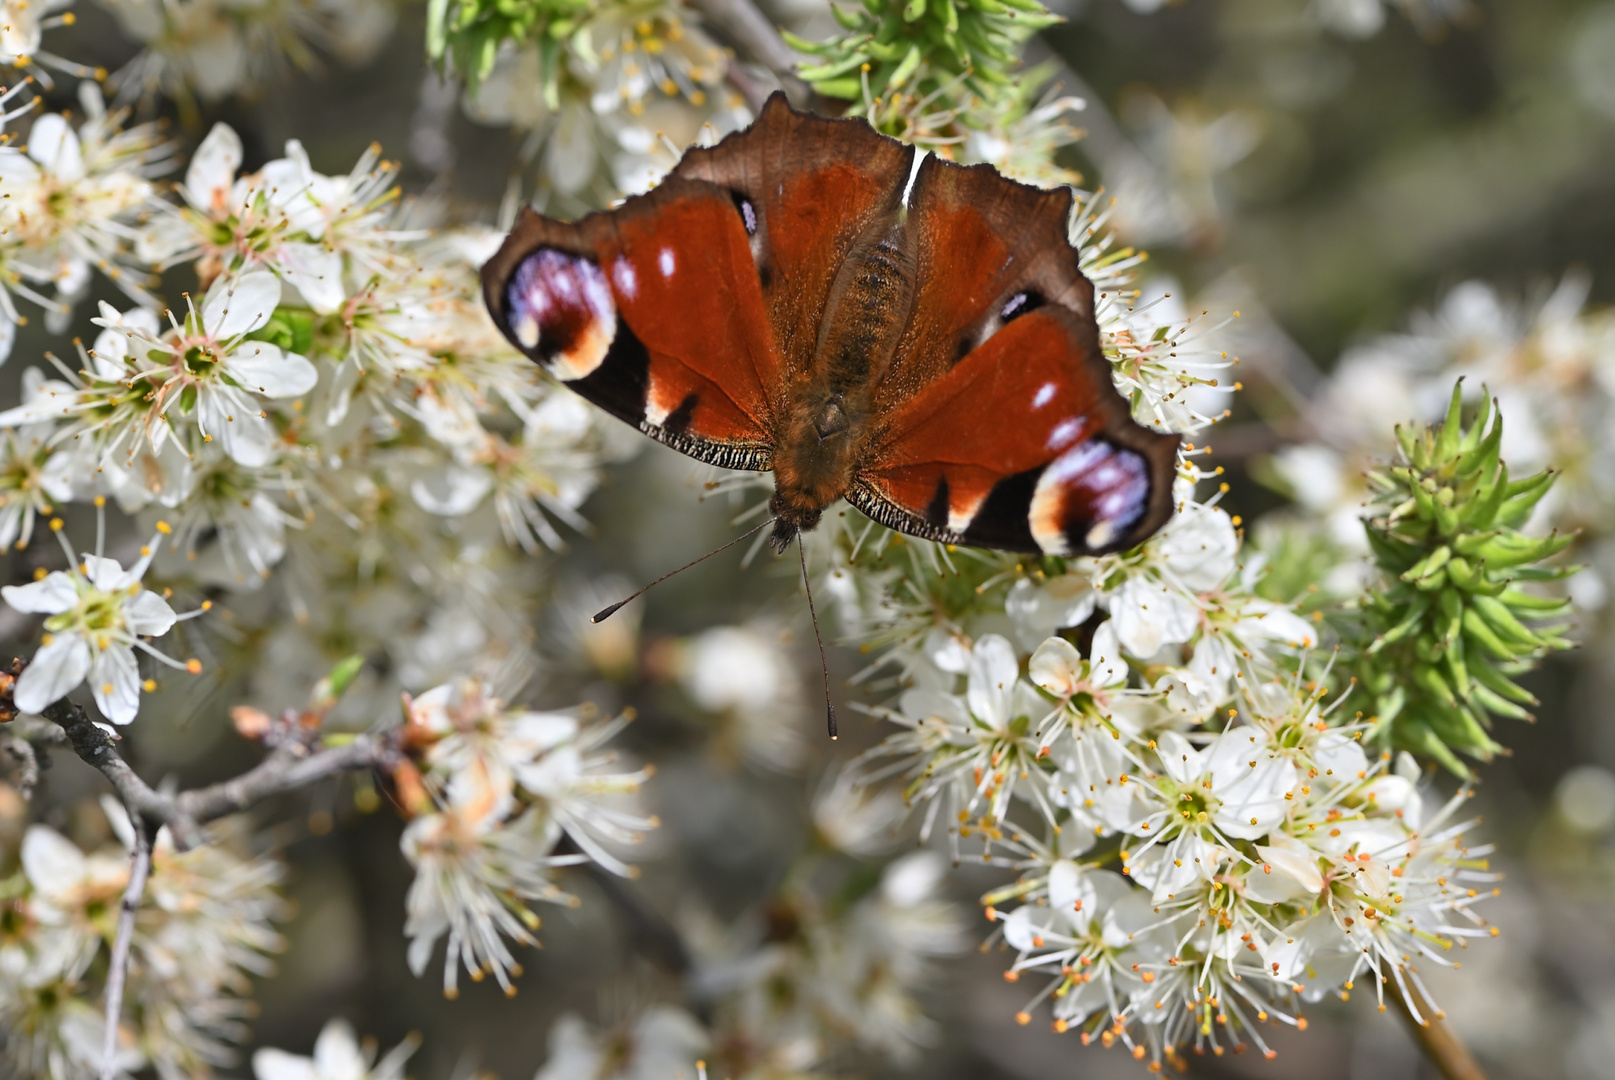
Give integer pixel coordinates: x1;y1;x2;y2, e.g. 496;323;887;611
874;155;1092;410
483;178;782;469
670;95;916;381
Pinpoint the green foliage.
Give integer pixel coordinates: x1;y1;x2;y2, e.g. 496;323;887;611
246;307;316;357
312;655;367;714
426;0;590;90
1348;382;1574;776
785;0;1060;136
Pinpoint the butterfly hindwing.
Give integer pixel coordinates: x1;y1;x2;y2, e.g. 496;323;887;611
482;177;783;469
872;154;1095;411
854;304;1179;556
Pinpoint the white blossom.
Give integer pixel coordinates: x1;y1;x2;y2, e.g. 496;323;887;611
253;1020;417;1080
1;518;196;723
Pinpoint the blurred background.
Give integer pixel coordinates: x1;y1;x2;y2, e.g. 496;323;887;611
7;0;1615;1077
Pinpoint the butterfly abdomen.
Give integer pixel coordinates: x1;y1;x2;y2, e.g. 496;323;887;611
772;219;918;539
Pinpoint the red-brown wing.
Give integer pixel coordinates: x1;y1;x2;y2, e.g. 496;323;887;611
851;307;1179;556
482;178;782;469
849;153;1179;555
670;93;915;380
876;154;1099;411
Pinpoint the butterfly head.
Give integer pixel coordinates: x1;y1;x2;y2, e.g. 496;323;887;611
768;494;821;554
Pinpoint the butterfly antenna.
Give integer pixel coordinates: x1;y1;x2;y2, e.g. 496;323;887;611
591;517;776;624
797;537;838;740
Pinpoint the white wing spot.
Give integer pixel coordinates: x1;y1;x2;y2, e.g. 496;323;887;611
613;256;638;299
1046;417;1083;451
1032;382;1057;409
658;248;676;279
514;313;540;348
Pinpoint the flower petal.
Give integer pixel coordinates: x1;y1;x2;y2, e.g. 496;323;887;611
312;1020;365;1078
1314;731;1368;780
276;242;345;313
1242;599;1318;650
90;645;141;725
203;269;281;340
1028;636;1082;698
14;633;92;713
1155;730;1201;787
513;744;581;800
411;465;492;517
199;387;275;468
1109;576;1199;657
966;634;1018;728
1048;859;1097;933
226;340;318;398
251;1048;320;1080
21;825;87;897
1089;620;1128;688
186;123;243;212
2;571;78;615
28;114;85;181
80;554;132;592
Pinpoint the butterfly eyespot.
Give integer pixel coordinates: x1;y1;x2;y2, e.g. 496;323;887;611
1028;439;1150;557
504;248;617;382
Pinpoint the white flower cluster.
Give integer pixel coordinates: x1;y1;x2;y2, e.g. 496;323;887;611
838;489;1501;1065
700;851;967;1071
397;678;654;998
0;803;286;1080
0;96;630;1076
0;84;170;358
99;0;396;103
464;3;748;202
0;109;612;724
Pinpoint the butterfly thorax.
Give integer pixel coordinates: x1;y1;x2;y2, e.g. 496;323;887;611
769;217;916;551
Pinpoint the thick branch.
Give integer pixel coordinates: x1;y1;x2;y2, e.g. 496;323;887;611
1388;977;1488;1080
100;817;151;1080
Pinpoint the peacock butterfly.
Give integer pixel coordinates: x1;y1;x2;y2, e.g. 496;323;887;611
481;92;1180;562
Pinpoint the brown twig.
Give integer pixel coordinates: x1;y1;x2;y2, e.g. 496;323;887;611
176;736;393;824
1387;975;1489;1080
99;813;151;1080
10;660;398;851
40;693;209;849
